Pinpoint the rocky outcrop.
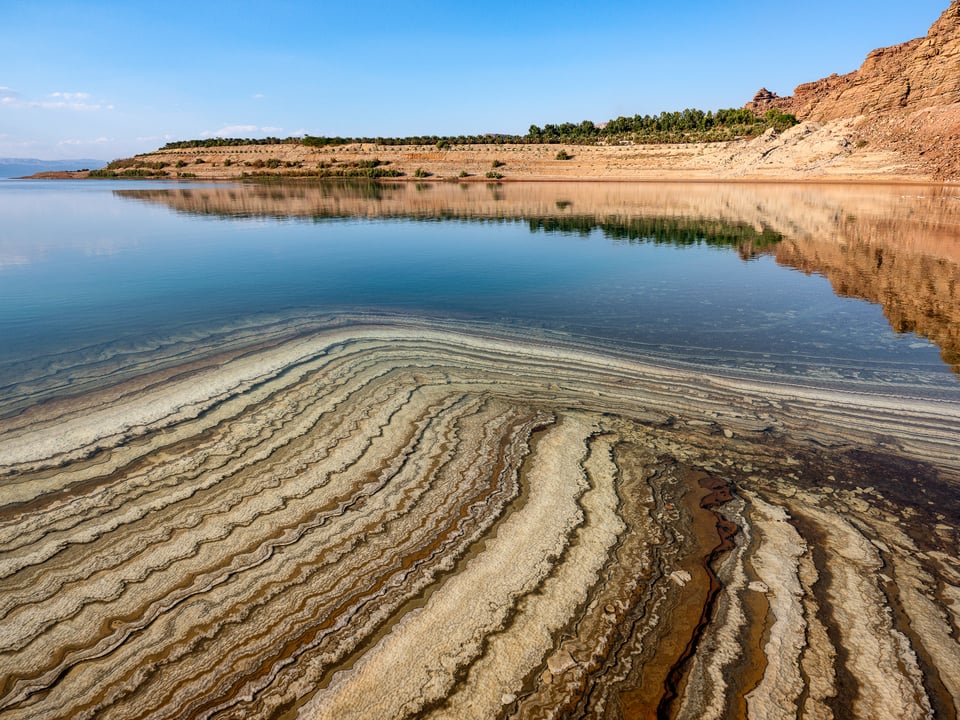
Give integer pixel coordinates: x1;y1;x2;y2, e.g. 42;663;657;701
748;1;960;179
749;1;960;121
746;87;783;113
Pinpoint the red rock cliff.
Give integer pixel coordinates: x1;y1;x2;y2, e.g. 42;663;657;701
748;1;960;179
749;1;960;120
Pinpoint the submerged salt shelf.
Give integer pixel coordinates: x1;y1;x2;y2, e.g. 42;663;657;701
0;181;958;719
1;181;957;388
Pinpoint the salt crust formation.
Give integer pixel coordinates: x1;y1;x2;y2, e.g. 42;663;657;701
1;310;958;719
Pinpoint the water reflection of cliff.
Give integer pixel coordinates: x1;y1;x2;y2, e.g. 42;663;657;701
118;182;960;372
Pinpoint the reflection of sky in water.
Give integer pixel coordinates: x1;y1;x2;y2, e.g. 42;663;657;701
0;181;953;386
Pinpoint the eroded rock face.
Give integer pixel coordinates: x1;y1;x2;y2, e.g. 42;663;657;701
748;1;960;179
750;2;960;121
747;87;783;112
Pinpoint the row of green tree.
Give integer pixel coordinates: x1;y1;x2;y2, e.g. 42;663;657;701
158;107;798;151
161;137;289;149
528;108;797;143
160;134;527;150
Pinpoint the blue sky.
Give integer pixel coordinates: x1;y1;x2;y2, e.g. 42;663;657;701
0;0;949;160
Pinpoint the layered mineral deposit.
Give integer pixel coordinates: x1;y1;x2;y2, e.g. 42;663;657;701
1;314;958;719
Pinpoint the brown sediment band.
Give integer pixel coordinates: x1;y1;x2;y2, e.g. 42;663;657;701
656;475;739;720
0;314;957;719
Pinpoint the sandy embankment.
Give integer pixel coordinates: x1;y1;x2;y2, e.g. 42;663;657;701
41;116;943;183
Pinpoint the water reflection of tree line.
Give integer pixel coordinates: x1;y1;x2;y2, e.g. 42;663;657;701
118;187;780;257
528;216;783;259
120;187;783;259
111;187;960;373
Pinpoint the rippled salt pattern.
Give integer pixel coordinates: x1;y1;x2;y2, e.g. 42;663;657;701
0;180;958;720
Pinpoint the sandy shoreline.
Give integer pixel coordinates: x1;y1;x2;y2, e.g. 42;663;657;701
31;117;951;184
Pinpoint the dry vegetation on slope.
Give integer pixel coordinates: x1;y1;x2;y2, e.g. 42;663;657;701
62;131;927;184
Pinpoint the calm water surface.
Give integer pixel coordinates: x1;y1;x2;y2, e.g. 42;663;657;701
1;179;958;393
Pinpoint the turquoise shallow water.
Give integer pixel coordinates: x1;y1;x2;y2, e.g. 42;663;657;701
0;179;955;391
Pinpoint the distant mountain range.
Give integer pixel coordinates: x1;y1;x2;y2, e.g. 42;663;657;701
0;158;106;178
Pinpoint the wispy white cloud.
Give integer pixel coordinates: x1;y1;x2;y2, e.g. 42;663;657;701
136;133;175;142
0;87;113;111
201;124;256;137
0;137;40;150
252;93;266;100
49;91;90;101
201;124;284;138
58;137;111;146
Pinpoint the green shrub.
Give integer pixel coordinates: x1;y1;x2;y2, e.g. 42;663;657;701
491;159;505;168
763;108;799;131
104;157;140;170
414;168;431;178
240;166;404;179
89;166;167;178
486;171;504;179
555;149;572;160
